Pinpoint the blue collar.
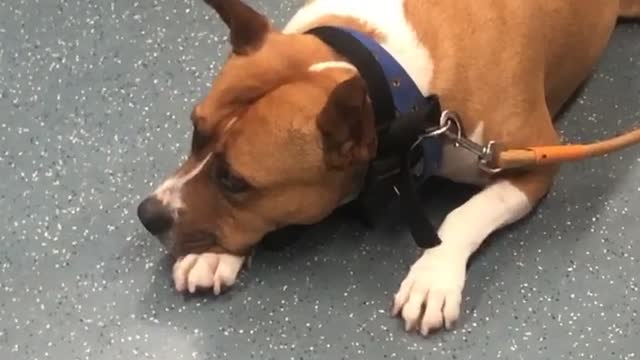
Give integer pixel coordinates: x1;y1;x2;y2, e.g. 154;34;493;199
336;29;428;118
307;26;444;249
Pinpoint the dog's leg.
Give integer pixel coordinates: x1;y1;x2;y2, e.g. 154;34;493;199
620;0;640;17
392;108;559;335
392;172;553;334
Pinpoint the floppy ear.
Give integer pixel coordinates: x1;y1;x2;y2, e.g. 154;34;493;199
203;0;271;55
317;76;377;168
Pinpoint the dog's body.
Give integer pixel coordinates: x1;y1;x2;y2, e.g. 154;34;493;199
138;0;640;335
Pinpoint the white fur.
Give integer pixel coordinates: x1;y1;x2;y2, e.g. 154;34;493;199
153;153;212;210
173;252;245;295
153;116;238;211
284;0;434;95
309;61;357;72
392;180;533;335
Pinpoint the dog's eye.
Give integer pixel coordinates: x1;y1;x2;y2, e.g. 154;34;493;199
214;162;251;194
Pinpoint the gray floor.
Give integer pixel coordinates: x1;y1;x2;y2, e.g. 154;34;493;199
1;0;639;359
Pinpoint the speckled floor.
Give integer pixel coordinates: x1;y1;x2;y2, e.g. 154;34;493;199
1;0;639;359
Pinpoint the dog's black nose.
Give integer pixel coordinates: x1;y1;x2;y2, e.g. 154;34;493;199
137;197;174;235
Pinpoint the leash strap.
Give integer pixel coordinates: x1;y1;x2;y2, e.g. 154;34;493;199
308;26;443;248
494;127;640;169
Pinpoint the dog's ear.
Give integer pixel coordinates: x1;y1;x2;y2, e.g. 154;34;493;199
203;0;270;55
317;76;377;168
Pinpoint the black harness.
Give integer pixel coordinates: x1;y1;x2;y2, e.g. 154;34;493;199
262;26;445;250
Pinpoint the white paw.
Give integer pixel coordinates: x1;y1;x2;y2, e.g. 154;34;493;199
172;252;245;295
391;245;467;336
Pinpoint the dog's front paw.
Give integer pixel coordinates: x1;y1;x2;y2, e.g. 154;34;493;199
392;245;467;336
172;252;245;295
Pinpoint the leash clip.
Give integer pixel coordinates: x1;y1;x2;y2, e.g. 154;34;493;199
417;110;503;174
440;110;502;174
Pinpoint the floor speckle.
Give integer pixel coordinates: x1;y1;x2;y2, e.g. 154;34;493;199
0;1;639;359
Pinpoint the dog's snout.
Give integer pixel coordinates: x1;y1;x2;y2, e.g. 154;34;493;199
137;196;174;235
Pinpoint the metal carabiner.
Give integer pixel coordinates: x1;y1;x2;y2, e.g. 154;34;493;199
410;109;504;174
440;110;503;174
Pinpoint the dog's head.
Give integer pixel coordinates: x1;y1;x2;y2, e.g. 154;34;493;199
137;0;376;257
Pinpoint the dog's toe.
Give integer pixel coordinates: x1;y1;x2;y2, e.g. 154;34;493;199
186;254;220;293
420;290;445;335
173;254;199;292
211;253;244;295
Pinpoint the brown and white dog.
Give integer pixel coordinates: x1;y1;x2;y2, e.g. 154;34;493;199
137;0;640;335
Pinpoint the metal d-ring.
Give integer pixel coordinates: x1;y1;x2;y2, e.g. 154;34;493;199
425;114;454;137
410;119;451;153
440;110;463;143
408;111;457;154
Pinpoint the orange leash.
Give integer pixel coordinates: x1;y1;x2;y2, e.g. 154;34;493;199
494;126;640;170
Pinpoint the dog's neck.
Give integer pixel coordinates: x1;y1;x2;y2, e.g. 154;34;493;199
282;2;438;207
283;0;434;96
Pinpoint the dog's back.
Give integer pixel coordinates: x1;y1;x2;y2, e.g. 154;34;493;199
287;0;623;119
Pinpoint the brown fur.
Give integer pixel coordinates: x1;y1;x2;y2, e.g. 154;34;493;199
403;0;621;202
620;0;640;17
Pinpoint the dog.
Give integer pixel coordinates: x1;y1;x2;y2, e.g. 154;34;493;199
137;0;640;336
